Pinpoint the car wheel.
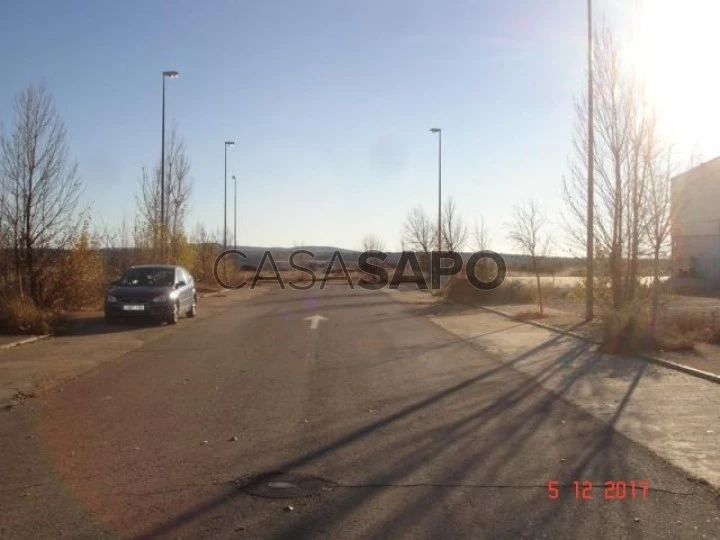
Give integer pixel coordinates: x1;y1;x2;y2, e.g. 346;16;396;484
167;302;180;325
187;296;197;318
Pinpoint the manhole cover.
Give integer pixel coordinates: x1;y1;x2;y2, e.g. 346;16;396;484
235;471;337;499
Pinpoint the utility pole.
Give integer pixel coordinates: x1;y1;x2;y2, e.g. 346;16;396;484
585;0;595;321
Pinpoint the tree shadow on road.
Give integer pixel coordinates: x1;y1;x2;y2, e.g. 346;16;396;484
133;326;671;539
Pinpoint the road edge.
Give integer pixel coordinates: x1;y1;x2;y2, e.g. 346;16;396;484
0;334;51;351
475;304;720;385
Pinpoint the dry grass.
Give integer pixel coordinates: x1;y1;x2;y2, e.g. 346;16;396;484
442;275;536;305
658;309;720;348
0;296;55;335
600;307;710;354
195;282;221;294
443;273;712;355
442;273;581;308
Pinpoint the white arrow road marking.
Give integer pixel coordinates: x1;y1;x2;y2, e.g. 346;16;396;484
304;314;328;330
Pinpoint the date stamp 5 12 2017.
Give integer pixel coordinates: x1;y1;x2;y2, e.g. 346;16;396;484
548;480;650;500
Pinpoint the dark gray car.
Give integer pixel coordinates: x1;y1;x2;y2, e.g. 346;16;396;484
104;265;197;325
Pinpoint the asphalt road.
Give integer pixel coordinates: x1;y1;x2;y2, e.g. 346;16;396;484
1;285;719;539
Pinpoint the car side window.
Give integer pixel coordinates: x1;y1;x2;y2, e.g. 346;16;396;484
183;268;193;284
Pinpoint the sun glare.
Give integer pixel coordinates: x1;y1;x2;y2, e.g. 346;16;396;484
626;0;720;157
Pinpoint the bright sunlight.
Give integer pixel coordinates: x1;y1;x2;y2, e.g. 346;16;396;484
626;0;720;158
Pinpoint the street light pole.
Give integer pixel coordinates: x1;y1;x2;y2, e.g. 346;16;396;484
430;128;442;253
224;141;235;249
160;70;179;260
232;175;238;248
586;0;595;320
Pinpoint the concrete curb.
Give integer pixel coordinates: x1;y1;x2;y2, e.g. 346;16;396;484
0;334;51;351
0;292;232;350
475;305;720;386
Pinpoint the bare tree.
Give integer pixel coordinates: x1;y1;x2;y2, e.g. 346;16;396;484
402;206;434;252
562;24;659;313
0;84;83;304
192;223;219;283
96;217;119;250
508;201;550;315
96;215;136;278
402;205;434;270
643;143;675;334
474;216;492;251
442;198;468;253
136;166;160;254
361;234;385;252
117;215;131;250
0;188;10;289
136;127;192;262
166;133;192;259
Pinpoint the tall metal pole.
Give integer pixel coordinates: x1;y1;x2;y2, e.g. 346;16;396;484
224;145;228;249
222;141;235;250
430;128;443;253
160;75;166;260
438;130;442;254
234;175;237;248
586;0;595;320
159;70;179;259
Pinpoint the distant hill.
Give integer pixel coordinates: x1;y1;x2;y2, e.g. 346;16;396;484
215;247;590;274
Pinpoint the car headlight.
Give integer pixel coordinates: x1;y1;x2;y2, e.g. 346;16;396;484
106;294;118;303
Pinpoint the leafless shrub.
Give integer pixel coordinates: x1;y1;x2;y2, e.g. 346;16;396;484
361;234;385;252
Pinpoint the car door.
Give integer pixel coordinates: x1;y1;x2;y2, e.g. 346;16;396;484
183;267;195;300
180;267;193;309
174;267;188;311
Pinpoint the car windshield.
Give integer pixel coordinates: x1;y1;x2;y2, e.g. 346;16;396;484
118;268;174;287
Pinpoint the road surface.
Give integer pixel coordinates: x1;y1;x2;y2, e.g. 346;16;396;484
1;285;718;539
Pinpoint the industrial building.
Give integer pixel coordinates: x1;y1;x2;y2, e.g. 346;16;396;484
672;156;720;281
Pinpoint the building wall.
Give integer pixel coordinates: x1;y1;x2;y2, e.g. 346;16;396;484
671;157;720;280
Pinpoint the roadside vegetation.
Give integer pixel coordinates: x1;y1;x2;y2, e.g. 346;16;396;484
401;23;716;356
0;23;714;359
0;84;225;334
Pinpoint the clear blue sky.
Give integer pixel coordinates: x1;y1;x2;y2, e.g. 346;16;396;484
0;0;647;253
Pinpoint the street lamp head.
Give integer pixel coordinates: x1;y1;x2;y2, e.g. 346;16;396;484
225;141;235;147
429;128;441;133
232;175;237;180
163;70;180;78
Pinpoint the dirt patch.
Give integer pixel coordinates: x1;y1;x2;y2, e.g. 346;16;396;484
511;310;546;321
